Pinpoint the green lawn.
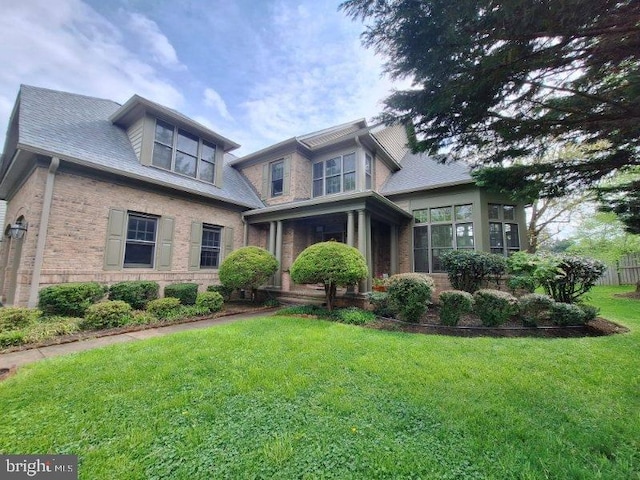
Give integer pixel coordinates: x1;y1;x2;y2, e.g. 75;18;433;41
0;286;638;479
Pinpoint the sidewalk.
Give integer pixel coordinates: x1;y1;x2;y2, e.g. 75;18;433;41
0;310;268;370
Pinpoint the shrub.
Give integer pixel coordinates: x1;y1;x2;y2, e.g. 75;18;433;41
219;247;279;301
506;252;539;295
518;293;555;327
263;298;280;308
534;254;606;303
290;241;368;311
146;297;181;320
440;251;507;293
24;317;81;343
0;330;26;348
164;305;211;320
550;302;586;326
108;281;159;309
473;289;519;326
81;300;132;330
387;273;434;322
332;307;376;325
195;291;224;313
207;284;234;301
164;283;199;306
367;291;394;317
579;304;599;323
127;310;158;326
38;282;106;317
438;290;473;326
0;307;42;332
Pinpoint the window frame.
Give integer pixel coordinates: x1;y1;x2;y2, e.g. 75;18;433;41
270;160;284;198
200;224;222;269
152;119;217;184
488;204;520;255
124;212;158;269
312;152;357;197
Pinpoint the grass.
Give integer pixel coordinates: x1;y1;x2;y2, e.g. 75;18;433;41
0;286;638;479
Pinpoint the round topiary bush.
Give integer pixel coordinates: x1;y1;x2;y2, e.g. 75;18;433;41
195;291;224;313
108;281;159;309
290;241;368;311
146;297;182;320
81;300;132;330
438;290;474;326
219;247;279;301
440;250;507;293
473;289;519;326
386;273;434;322
518;293;555;326
38;282;107;317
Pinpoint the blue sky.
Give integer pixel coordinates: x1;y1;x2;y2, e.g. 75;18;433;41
0;0;404;155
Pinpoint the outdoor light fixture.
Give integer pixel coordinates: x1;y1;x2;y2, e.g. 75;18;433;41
8;223;27;240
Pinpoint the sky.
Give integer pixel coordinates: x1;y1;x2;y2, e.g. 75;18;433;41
0;0;404;156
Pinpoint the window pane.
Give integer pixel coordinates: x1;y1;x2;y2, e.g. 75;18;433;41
313;179;323;197
414;226;429;249
201;141;216;162
430;207;452;222
199;159;215;183
175;152;197;177
313;162;323;180
432;248;452;273
271;161;284;180
365;173;372;190
202;227;221;247
365;154;372;174
127;216;156;241
325;157;341;176
343;153;356;172
489;222;503;248
124;243;154;267
456;223;474;248
455;204;473;221
124;214;156;268
200;249;219;268
201;225;221;269
414;209;429;224
505;223;520;249
489;204;501;220
326;176;341;194
503;205;515;221
177;130;198;156
343;172;356;191
152;143;172;169
155;120;174;145
431;224;453;248
272;178;283;197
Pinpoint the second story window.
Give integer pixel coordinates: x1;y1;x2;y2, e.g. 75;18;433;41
271;160;284;197
152;120;216;183
313;152;356;197
365;153;373;190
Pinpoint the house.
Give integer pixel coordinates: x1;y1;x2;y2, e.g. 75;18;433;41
0;85;527;307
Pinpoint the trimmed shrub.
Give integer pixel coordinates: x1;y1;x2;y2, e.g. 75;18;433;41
579;304;599;323
473;289;519;327
127;310;158;326
219;247;279;301
164;283;199;306
534;254;606;303
290;241;368;311
441;250;507;293
0;307;42;332
387;273;434;322
81;300;132;330
108;281;159;309
518;293;555;326
0;330;26;348
146;297;181;320
550;302;586;326
332;307;376;325
367;291;394;317
24;317;81;343
207;284;234;301
195;291;224;313
438;290;473;326
38;282;106;317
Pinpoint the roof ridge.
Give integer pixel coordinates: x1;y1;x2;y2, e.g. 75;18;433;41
20;84;121;106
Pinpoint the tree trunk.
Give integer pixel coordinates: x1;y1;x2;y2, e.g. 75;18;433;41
636;280;640;293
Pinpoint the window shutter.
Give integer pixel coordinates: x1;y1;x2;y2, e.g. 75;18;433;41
224;226;235;259
156;216;174;271
189;221;202;271
282;157;291;196
104;208;126;270
261;164;269;200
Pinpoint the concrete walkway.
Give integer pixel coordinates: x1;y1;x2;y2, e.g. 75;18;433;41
0;310;269;370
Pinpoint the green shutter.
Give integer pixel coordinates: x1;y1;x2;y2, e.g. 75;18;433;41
282;157;291;196
261;163;269;200
189;222;202;271
156;216;174;271
224;226;235;259
104;208;126;270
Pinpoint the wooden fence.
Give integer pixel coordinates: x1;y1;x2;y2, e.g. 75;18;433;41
596;254;640;286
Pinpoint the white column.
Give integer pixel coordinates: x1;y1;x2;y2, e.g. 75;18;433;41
268;221;276;255
347;211;355;247
274;220;283;287
358;210;367;293
390;225;398;275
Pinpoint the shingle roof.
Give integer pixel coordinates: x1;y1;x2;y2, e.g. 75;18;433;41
380;151;473;195
16;85;263;209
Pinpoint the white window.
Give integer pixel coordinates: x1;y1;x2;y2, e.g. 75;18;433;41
124;213;157;268
313;153;356;197
271;160;284;197
200;224;222;268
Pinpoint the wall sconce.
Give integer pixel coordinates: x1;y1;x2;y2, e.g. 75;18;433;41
8;223;28;240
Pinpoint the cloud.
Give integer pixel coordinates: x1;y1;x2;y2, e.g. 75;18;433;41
203;87;233;121
126;12;185;70
0;0;184;147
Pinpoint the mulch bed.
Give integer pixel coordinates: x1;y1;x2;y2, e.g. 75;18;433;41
615;291;640;300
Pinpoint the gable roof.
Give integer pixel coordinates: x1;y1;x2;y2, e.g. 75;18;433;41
9;85;262;208
381;151;474;195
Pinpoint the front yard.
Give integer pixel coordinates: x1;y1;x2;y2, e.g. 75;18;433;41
0;286;638;478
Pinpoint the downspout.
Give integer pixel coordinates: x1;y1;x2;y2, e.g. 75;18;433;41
241;213;248;247
27;157;59;307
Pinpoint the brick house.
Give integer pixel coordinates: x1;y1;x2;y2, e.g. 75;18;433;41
0;85;527;306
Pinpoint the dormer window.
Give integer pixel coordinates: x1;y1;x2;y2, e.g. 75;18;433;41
313;152;356;197
152;119;216;183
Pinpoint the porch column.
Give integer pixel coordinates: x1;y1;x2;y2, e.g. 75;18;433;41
365;213;373;292
347;211;355;247
358;209;367;292
390;224;398;275
274;220;283;287
268;221;276;255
